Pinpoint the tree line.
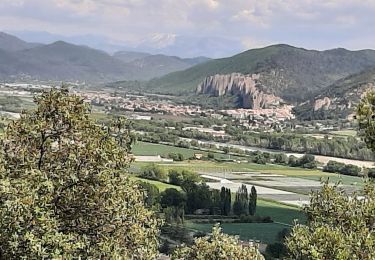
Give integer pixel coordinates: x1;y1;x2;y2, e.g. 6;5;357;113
132;116;374;161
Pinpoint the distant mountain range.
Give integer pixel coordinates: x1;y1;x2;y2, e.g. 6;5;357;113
0;32;41;52
10;31;244;58
0;32;210;82
1;31;375;120
113;51;210;80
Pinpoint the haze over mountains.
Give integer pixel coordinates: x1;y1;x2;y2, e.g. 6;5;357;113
10;31;243;58
0;32;210;82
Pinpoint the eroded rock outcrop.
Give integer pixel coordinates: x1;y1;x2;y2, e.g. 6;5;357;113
196;73;283;109
313;97;331;111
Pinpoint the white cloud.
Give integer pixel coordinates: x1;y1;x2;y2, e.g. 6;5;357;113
1;0;375;56
241;37;274;50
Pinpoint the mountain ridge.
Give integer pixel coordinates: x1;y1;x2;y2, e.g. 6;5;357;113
0;32;41;52
0;32;209;82
143;44;375;103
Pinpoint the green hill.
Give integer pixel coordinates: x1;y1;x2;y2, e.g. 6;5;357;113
128;45;375;102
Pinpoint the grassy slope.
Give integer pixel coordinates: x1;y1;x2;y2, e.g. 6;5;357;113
130;176;181;191
132;142;200;158
186;222;289;244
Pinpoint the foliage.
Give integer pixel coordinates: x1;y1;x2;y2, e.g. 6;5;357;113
138;181;160;208
265;228;289;259
340;164;362;176
181;181;213;214
233;184;249;216
140;163;168;181
168;152;184;161
168;169;200;186
298;154;317;169
323;160;363;177
249;186;257;216
357;90;375;152
220;187;232;216
207;152;215;159
160;188;186;208
275;153;288;164
133;117;374;161
286;182;375;259
265;242;288;259
367;168;375;178
323;160;345;173
172;224;264;260
0;88;160;259
288;154;317;169
233;215;272;223
209;189;221;215
163;206;185;224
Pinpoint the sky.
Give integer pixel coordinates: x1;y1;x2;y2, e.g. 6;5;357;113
0;0;374;57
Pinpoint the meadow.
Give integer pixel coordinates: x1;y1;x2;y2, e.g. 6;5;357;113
185;199;305;243
186;222;288;244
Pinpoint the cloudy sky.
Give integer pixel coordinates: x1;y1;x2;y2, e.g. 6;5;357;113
0;0;374;57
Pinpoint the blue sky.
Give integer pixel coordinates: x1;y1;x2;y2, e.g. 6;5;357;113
0;0;374;57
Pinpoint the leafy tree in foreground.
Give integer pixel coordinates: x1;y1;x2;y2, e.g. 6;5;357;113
357;91;375;152
0;88;160;259
286;183;375;259
172;224;264;260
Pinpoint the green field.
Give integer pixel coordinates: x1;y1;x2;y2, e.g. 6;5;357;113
132;142;199;158
257;199;305;224
329;130;357;137
132;156;364;188
132;142;363;185
186;198;305;244
132;141;233;160
186;222;288;244
136;159;329;177
297;174;364;186
130;176;181;191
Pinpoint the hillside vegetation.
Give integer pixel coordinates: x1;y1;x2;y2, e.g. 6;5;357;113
294;68;375;120
133;45;375;103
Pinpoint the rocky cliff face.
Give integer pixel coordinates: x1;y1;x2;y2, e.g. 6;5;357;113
196;73;283;109
312;83;373;113
294;69;375;120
